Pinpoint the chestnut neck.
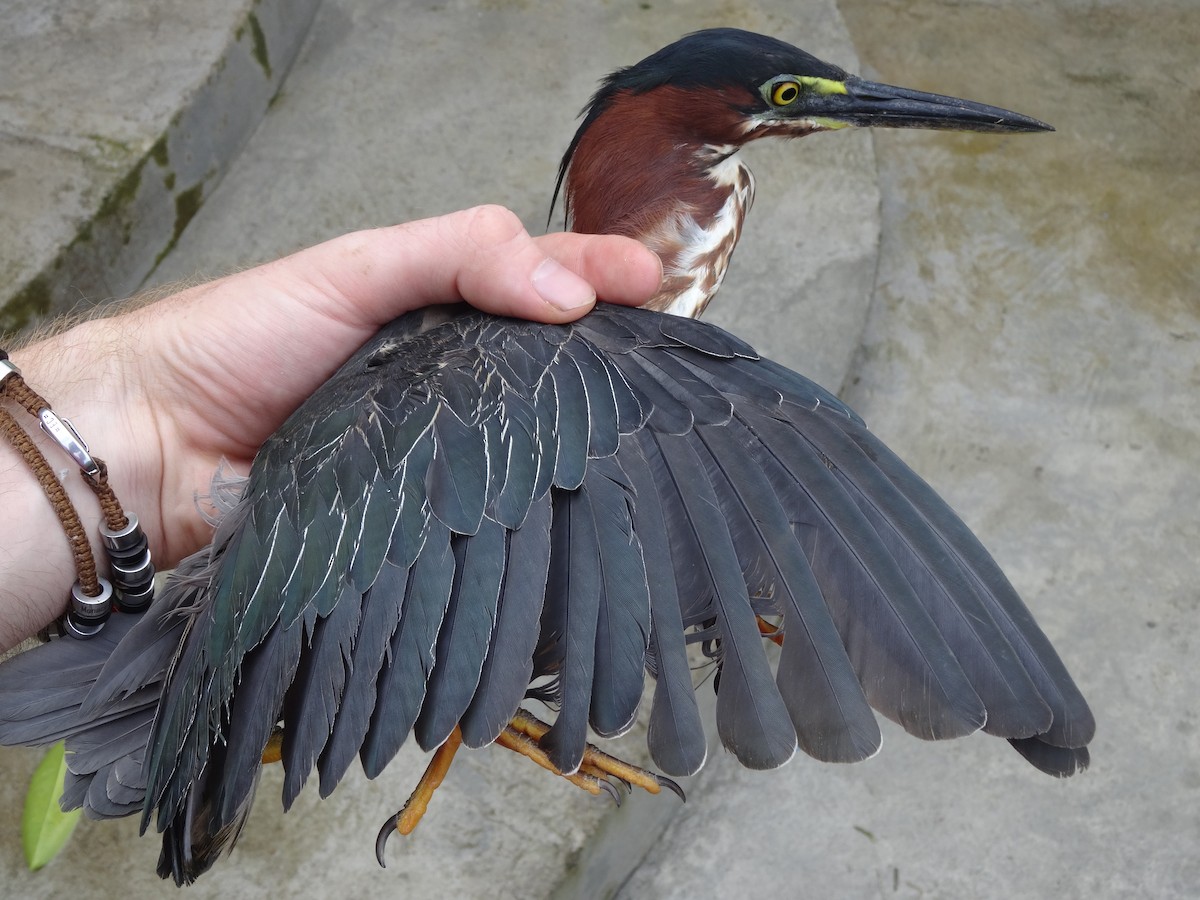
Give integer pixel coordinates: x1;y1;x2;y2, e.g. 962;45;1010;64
562;87;757;318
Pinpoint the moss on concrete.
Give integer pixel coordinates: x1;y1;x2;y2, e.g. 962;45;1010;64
152;135;177;190
1;273;52;336
153;182;206;269
95;160;145;246
173;184;203;244
150;135;170;168
248;13;272;79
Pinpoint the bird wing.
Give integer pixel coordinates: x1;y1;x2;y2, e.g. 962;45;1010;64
0;302;1094;881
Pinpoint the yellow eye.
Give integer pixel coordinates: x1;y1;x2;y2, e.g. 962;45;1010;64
770;81;800;106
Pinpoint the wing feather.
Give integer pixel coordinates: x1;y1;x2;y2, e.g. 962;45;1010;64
317;548;411;794
585;456;651;738
794;407;1052;737
460;493;553;748
747;410;988;740
360;519;454;778
651;430;797;770
695;421;880;763
414;519;507;750
537;487;602;774
623;443;708;776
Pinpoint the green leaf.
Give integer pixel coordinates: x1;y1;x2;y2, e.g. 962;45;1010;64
22;742;82;871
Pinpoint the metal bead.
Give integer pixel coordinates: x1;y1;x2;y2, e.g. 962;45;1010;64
114;580;155;614
62;614;105;640
111;552;154;585
0;355;20;386
101;514;156;612
100;514;148;556
70;578;113;621
65;578;113;639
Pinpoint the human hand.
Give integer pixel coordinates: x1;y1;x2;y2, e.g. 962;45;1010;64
0;206;660;647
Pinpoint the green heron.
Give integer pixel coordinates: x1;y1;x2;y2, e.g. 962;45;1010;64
0;28;1093;884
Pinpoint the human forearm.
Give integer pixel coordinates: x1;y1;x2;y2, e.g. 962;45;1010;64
0;322;155;649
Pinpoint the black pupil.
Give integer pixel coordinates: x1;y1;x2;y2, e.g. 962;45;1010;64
778;85;797;103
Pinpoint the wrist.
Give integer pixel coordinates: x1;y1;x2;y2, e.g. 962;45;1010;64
0;320;163;649
0;414;106;648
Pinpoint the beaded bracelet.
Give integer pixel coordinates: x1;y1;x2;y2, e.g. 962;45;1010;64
0;348;154;638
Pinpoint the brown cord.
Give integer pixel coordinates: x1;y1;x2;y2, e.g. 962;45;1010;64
1;369;129;534
0;404;103;596
84;460;129;532
2;349;154;633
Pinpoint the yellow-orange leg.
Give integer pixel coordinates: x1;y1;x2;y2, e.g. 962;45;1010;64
375;726;464;866
262;727;284;764
757;615;785;647
374;711;684;867
502;710;684;802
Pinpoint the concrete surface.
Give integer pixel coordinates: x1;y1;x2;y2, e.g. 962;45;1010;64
1;0;1198;898
0;0;319;334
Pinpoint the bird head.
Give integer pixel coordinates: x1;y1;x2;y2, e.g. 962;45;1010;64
554;28;1051;316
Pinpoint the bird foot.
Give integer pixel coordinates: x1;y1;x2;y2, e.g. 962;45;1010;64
498;709;685;803
374;709;684;867
756;615;785;646
374;725;465;866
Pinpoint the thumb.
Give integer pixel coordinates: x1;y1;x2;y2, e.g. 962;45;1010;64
276;205;661;329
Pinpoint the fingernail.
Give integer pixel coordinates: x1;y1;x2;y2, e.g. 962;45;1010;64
532;258;595;310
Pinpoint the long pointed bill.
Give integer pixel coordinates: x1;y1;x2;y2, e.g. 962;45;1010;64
816;76;1052;133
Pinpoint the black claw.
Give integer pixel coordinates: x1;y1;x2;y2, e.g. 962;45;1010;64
597;778;623;807
375;813;401;868
656;774;687;802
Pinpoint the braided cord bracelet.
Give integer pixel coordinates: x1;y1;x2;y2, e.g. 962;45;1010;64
0;348;155;638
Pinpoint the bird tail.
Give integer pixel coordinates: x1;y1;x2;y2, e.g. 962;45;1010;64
155;751;260;884
2;604;197;881
0;608;161;818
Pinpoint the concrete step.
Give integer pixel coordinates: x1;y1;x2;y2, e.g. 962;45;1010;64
0;0;319;335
